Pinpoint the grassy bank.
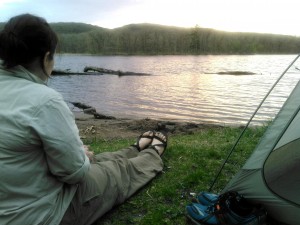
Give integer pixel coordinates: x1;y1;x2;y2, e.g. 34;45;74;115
85;125;267;225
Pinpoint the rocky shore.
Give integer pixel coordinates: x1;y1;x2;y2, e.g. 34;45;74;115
74;112;223;140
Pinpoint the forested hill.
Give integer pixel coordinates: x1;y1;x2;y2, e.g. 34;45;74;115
1;22;300;54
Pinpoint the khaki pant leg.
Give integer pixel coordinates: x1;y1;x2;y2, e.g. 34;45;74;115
94;146;139;162
60;148;163;225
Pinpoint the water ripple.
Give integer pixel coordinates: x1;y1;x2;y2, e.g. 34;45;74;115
49;55;300;125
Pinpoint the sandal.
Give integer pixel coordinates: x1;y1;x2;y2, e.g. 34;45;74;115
149;131;168;156
132;131;154;151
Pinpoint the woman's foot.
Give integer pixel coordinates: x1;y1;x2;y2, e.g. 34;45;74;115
132;130;154;151
149;132;168;156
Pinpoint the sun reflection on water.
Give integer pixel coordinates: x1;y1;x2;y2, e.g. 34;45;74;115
50;54;300;125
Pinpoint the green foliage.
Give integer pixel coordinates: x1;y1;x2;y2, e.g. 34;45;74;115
87;125;267;225
1;21;300;54
51;22;98;34
52;23;300;55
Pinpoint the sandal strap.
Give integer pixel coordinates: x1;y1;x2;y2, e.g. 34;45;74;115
149;146;160;155
153;134;167;146
149;143;166;156
132;132;154;151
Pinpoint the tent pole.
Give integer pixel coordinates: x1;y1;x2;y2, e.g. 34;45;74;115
208;54;300;192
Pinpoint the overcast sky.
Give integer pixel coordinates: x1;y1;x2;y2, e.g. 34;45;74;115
1;0;300;36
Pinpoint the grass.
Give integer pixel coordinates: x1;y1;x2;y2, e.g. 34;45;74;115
85;125;267;225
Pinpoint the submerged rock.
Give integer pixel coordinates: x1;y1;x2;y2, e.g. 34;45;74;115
216;71;257;75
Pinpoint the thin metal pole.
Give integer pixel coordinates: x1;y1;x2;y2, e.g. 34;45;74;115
208;54;300;192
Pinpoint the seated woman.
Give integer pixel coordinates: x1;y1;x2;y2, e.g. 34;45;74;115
0;14;167;225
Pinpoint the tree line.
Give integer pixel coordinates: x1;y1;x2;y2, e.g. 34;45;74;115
1;22;300;54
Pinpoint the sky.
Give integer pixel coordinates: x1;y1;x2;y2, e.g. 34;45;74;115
1;0;300;36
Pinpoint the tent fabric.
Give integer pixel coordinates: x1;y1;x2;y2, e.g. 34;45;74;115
223;169;300;224
264;138;300;205
243;81;300;170
223;81;300;224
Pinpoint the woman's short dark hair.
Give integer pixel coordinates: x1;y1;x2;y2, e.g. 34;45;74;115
0;14;58;68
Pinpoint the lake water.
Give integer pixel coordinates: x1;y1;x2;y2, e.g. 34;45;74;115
49;54;300;126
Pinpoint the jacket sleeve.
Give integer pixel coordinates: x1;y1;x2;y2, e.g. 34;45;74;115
30;93;90;184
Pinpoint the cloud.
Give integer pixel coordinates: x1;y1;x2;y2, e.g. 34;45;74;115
0;0;24;6
0;0;132;23
1;0;300;35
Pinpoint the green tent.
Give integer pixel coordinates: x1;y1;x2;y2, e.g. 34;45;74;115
223;76;300;224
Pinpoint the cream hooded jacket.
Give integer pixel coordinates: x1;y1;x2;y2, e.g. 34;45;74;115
0;65;90;225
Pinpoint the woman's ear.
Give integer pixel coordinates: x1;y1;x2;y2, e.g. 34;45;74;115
42;51;54;77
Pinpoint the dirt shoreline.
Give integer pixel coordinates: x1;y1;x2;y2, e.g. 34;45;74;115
74;112;224;140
